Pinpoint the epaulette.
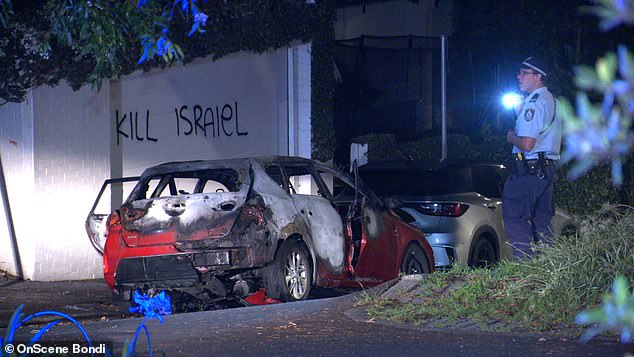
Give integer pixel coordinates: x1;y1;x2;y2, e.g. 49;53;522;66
529;93;539;102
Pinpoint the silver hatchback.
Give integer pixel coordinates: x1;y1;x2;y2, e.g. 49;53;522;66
360;161;577;268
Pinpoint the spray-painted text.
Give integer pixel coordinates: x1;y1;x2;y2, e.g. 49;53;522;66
116;110;158;145
175;102;248;138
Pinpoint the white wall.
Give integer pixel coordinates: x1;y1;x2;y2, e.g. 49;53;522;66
0;43;312;280
0;92;35;277
31;83;111;280
113;49;292;177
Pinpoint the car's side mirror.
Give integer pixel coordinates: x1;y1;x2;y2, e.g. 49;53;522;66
384;196;404;209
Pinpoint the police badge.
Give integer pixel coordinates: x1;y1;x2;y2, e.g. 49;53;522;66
524;108;535;121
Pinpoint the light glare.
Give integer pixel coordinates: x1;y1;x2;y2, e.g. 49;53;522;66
501;92;522;109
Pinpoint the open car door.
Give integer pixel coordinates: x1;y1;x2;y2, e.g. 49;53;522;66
85;177;140;255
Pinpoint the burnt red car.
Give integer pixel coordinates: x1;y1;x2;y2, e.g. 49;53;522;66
86;156;433;308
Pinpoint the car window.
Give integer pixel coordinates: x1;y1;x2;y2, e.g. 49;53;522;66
143;178;162;199
316;169;358;203
281;164;327;198
201;180;229;193
264;164;286;188
173;177;198;195
471;165;503;198
131;168;242;200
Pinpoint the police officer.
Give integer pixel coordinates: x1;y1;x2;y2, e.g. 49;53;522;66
502;56;562;259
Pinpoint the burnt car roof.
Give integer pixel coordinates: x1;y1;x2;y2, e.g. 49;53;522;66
139;156;322;177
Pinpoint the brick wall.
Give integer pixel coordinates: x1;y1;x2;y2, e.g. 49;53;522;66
31;82;110;280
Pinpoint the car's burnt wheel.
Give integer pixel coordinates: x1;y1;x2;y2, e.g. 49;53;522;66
469;236;497;268
263;240;312;302
400;244;430;274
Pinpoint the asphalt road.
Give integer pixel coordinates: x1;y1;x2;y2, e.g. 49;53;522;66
2;280;632;357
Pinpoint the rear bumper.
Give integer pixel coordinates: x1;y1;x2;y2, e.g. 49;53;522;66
114;249;252;289
430;245;456;267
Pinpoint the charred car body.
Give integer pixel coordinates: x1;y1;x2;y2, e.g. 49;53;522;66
86;156;434;308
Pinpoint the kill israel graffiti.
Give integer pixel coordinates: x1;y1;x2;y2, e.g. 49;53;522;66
116;101;248;145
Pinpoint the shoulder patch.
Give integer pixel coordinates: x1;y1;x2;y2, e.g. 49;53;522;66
529;93;539;102
524;108;535;121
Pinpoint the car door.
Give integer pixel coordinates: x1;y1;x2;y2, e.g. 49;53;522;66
316;167;399;282
85;177;140;255
281;162;347;276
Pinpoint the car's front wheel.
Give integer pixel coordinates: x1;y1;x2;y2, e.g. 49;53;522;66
400;243;431;274
263;240;313;302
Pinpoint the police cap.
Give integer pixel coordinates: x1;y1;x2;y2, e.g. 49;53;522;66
521;56;548;77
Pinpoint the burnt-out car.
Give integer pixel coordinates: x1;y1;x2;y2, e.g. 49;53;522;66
86;156;434;308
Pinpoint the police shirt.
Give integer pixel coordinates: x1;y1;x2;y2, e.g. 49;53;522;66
512;86;561;160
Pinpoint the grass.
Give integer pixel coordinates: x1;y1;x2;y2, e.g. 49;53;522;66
358;204;634;335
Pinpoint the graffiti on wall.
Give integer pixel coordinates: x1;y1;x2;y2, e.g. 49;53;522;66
175;101;248;138
116;110;158;145
116;101;248;145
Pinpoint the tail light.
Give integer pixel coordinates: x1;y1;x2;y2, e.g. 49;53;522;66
120;206;146;222
415;203;469;217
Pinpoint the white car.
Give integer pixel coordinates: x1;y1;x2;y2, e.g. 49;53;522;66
360;160;577;268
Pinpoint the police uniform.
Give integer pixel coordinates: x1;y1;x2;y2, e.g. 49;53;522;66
502;57;562;259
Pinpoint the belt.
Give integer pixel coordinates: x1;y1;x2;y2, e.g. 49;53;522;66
524;159;556;165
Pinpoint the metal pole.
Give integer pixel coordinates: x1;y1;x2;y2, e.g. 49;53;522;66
441;34;447;161
0;151;24;280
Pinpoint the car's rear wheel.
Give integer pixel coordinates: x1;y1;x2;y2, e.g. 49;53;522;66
400;244;431;274
263;240;313;302
469;236;497;268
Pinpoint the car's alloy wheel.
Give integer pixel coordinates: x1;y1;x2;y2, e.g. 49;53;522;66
469;236;497;268
400;244;430;274
284;247;309;300
263;240;312;302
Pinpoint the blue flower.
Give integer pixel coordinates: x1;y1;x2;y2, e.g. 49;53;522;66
129;290;172;323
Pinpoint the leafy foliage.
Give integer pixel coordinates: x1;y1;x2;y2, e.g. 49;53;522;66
126;290;172;356
556;1;634;185
0;0;11;27
559;44;634;185
576;274;634;343
0;0;331;103
129;290;172;323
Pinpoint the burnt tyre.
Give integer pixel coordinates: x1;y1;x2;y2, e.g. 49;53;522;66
400;244;431;274
468;236;497;268
263;240;313;302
